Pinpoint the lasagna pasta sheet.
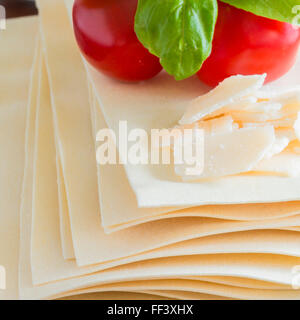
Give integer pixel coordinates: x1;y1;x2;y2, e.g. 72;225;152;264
21;63;300;299
0;17;38;300
30;55;300;288
0;1;297;301
25;75;300;299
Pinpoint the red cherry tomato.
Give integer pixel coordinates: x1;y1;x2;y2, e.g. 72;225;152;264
198;2;300;87
72;0;162;82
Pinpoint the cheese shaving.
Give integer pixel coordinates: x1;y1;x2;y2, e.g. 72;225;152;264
175;126;275;181
179;74;266;125
253;152;300;177
172;74;300;180
294;112;300;140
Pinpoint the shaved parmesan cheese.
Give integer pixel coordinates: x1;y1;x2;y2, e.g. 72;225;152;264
172;74;300;180
264;136;290;159
286;140;300;154
245;101;282;113
254;152;300;177
244;118;297;129
161;116;235;149
204;96;258;119
157;124;198;148
276;128;297;141
200;115;234;135
281;102;300;117
256;86;300;104
175;126;275;180
294;112;300;140
179;74;266;125
225;96;258;109
250;128;294;160
231;110;282;122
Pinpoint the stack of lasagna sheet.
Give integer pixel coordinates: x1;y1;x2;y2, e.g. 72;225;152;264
1;0;300;300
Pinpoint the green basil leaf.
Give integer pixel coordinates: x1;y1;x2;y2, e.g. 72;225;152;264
220;0;300;25
135;0;218;80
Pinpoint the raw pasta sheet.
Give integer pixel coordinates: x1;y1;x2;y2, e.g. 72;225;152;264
26;86;300;298
59;291;174;300
9;12;300;301
31;54;300;287
0;16;38;300
23;70;300;299
1;7;299;302
50;279;300;300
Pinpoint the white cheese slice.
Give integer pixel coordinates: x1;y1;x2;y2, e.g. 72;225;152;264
264;136;290;159
254;152;300;177
162;116;234;148
245;101;282;113
175;126;275;180
281;102;300;117
286;140;300;154
158;122;202;148
294;112;300;140
276;128;297;141
240;128;294;159
231;110;282;122
179;74;266;125
256;86;300;104
200;115;234;135
243;117;297;129
204;96;258;119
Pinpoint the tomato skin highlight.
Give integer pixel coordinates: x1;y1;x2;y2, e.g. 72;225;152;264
72;0;162;82
198;2;300;87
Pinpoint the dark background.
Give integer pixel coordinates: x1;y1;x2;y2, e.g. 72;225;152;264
0;0;37;18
